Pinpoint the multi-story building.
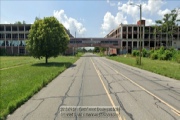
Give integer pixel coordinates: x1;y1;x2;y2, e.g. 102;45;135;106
1;21;180;55
0;24;31;55
105;20;180;54
0;24;73;55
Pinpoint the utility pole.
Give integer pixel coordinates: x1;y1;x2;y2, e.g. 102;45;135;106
129;3;142;65
139;4;142;65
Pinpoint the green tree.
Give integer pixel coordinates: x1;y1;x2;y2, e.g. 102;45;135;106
154;8;180;48
88;49;92;52
100;47;105;53
26;16;69;63
93;47;100;52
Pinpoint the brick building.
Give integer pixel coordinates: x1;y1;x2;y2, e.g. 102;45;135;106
105;20;180;54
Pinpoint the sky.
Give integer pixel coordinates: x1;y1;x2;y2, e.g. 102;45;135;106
1;0;180;38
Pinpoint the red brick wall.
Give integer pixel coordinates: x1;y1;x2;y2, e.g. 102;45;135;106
137;20;145;26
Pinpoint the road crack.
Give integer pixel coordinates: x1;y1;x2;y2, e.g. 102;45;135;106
155;101;177;120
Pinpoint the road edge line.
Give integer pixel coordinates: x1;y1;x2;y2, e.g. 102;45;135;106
100;60;180;116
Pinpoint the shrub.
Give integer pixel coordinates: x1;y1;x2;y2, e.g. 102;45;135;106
164;50;173;60
146;50;151;58
132;50;139;57
169;47;177;57
158;46;165;55
159;54;166;60
150;49;154;55
151;52;158;60
142;48;148;57
173;51;180;63
132;50;137;56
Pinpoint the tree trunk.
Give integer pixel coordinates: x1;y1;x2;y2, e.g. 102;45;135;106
45;54;48;64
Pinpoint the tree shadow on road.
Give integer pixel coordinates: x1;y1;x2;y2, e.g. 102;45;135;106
32;62;76;68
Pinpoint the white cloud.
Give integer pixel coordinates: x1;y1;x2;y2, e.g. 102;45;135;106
101;0;170;36
101;12;128;35
142;17;155;26
118;2;121;6
118;0;165;21
53;10;86;37
158;9;171;18
142;0;164;14
118;2;139;20
107;0;116;6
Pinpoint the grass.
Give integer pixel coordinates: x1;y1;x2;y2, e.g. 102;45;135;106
0;55;82;120
107;55;180;80
0;56;41;69
76;52;85;57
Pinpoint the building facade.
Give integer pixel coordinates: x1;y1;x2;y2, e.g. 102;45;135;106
0;24;31;55
105;20;180;54
0;24;73;55
1;21;180;55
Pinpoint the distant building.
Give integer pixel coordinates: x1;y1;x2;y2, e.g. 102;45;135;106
105;20;180;54
1;20;180;55
0;24;31;55
0;24;73;55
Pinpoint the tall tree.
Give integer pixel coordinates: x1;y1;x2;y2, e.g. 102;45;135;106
26;16;69;63
154;8;180;48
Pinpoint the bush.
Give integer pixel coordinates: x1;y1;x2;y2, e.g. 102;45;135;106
142;48;148;57
158;46;165;55
132;50;136;56
146;50;151;58
174;51;180;63
159;54;166;60
150;49;154;54
169;47;177;57
164;50;173;60
151;52;158;60
132;50;139;57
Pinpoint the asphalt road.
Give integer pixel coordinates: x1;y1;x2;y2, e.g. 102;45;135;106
7;53;180;120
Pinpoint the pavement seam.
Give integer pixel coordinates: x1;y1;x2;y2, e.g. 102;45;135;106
95;58;135;120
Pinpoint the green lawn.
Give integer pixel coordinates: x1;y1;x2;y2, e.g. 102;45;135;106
0;56;41;69
0;56;80;120
107;55;180;80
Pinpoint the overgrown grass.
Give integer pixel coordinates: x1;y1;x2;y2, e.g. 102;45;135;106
76;52;85;57
0;56;42;69
107;55;180;80
0;55;81;120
